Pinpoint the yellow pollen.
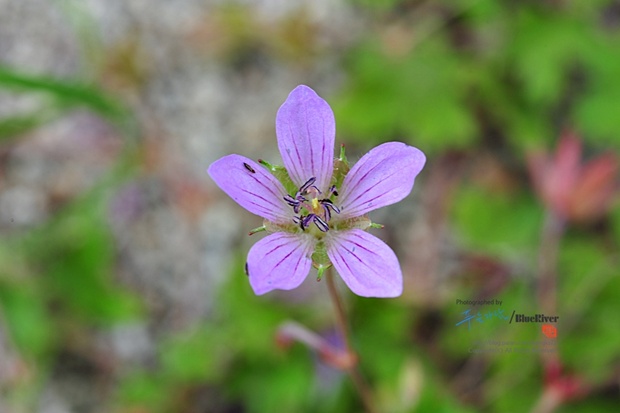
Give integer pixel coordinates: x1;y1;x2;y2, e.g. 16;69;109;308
311;198;320;214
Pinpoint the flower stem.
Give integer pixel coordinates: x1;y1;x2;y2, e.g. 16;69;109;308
535;210;565;370
531;210;566;413
325;268;379;413
529;387;563;413
537;211;564;316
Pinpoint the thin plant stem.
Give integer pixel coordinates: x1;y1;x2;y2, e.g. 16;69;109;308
537;211;565;316
529;387;563;413
530;210;566;413
325;267;379;413
535;211;565;368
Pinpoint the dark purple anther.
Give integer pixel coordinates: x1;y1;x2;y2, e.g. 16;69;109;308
313;215;329;232
284;194;307;213
302;214;316;229
320;199;340;213
300;177;321;195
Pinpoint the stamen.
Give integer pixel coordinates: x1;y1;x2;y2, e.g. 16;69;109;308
293;216;304;231
320;199;340;215
322;203;331;222
284;194;306;214
288;178;342;233
313;216;329;232
302;214;316;229
284;194;298;206
320;199;340;212
299;177;317;193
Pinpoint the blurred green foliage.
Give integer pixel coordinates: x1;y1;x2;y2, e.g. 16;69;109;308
336;0;620;153
0;66;136;141
1;0;619;412
452;186;542;256
0;194;143;361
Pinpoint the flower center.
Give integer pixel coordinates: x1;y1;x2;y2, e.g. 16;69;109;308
284;177;340;233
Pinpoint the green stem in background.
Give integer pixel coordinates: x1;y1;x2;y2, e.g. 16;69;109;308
536;211;565;316
529;386;563;413
536;210;565;381
530;210;566;413
325;268;379;413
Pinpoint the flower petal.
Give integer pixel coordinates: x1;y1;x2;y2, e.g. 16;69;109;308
338;142;425;219
325;229;402;298
247;232;315;295
276;85;335;192
208;154;290;222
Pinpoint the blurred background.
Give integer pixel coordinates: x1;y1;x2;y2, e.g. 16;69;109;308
1;0;619;412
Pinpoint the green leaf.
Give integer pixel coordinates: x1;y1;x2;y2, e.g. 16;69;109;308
30;199;142;324
452;186;542;257
558;239;620;381
509;11;594;106
0;278;53;357
334;37;477;154
574;86;620;148
0;66;136;135
414;374;478;413
231;350;314;413
160;327;224;382
116;371;171;411
610;205;620;247
0;110;59;143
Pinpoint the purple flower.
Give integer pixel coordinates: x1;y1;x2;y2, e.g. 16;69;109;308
208;85;425;297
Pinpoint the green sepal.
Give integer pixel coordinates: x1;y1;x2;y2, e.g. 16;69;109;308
258;159;297;195
369;222;384;229
248;225;266;236
311;241;331;281
315;264;329;281
331;215;371;231
264;219;299;234
331;144;350;191
339;143;348;163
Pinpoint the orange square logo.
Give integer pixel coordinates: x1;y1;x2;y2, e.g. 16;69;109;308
542;324;557;338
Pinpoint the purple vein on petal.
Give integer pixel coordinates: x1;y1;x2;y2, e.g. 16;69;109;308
247;232;314;295
261;239;292;272
341;146;399;194
343;156;384;195
287;123;304;185
275;250;295;269
277;86;335;192
239;189;288;220
242;200;277;217
330;250;354;276
240;184;288;212
341;167;402;213
306;107;315;173
264;243;300;271
339;143;425;217
290;250;305;275
247;168;287;200
208;154;291;221
344;148;407;197
333;238;376;271
325;229;403;297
